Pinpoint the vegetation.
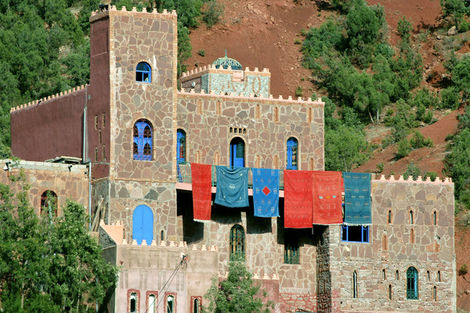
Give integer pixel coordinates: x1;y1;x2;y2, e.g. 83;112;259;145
0;179;117;312
445;107;470;210
202;0;224;29
203;258;272;313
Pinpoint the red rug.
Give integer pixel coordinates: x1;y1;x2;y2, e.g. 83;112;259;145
312;171;343;225
191;163;212;220
284;170;313;228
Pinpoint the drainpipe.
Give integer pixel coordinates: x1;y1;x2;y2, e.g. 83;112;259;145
83;86;92;230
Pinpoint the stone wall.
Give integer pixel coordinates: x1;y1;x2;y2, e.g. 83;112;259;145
328;177;456;313
177;91;324;170
0;160;89;216
180;66;271;98
108;180;179;242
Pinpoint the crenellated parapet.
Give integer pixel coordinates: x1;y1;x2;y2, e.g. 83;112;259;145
181;64;270;80
373;174;453;185
178;88;324;107
90;4;177;23
10;84;87;114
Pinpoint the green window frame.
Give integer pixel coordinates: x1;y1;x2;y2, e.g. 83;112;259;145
407;267;419;300
230;224;245;260
284;242;299;264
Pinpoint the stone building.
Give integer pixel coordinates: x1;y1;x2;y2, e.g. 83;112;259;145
6;5;455;313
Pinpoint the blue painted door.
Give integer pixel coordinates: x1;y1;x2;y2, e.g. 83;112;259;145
132;205;154;245
230;138;245;168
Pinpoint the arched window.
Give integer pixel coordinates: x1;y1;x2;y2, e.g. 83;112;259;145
406;267;419;299
229;137;245;168
433;211;437;225
133;119;153;161
388;210;392;224
352;270;358;298
433;286;437;301
396;270;399;280
388;284;392;300
286;137;298;170
410;210;414;224
410;228;415;244
437;271;441;282
148;294;156;313
166;294;175;313
132;205;154;245
192;297;201;313
129;291;138;313
40;190;58;218
230;224;245;260
383;269;386;280
177;129;186;164
136;62;151;83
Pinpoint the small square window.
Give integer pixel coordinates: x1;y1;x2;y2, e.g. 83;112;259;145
342;225;369;243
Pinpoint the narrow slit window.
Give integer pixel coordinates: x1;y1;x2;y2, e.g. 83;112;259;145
433;286;437;301
433;211;437;225
383;269;386;280
353;271;358;298
166;294;175;313
410;210;414;224
410;228;415;244
396;270;399;280
389;284;392;300
388;210;392;224
129;292;138;313
438;271;441;282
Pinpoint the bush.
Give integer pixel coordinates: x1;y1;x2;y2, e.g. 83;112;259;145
376;162;384;173
410;131;433;149
198;49;205;56
396;139;411;159
459;264;468;276
423;171;438;181
440;87;460;109
202;0;224;29
403;162;421;180
295;86;303;97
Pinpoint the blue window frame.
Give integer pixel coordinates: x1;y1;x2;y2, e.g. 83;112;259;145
342;225;369;243
229;137;245;168
133;119;152;161
177;129;186;164
407;267;419;299
286;137;298;170
132;204;154;245
136;62;151;83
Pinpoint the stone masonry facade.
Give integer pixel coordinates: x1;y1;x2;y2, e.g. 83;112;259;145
7;5;456;313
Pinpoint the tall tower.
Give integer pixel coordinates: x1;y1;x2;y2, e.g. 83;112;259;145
88;6;179;241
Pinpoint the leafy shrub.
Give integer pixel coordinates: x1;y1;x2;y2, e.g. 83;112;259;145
410;131;433;149
295;86;303;97
396;139;411;159
439;87;460;109
459;264;468;276
376;162;384;173
325;125;369;171
403;162;421;180
202;0;224;29
197;49;205;56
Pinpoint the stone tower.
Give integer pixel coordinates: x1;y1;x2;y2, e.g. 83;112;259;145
88;7;180;242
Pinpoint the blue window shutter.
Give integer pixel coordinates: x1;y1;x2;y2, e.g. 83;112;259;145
132;205;154;245
177;130;186;163
286;138;298;170
230;138;245;168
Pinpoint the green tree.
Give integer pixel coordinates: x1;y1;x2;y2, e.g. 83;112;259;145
0;182;117;312
203;259;272;313
325;124;369;171
440;0;467;28
451;55;470;104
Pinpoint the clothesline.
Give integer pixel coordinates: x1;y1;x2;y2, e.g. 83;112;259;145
187;163;372;229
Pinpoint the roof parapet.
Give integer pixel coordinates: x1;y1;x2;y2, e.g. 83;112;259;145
91;4;176;17
178;89;324;106
374;174;453;185
10;84;87;113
